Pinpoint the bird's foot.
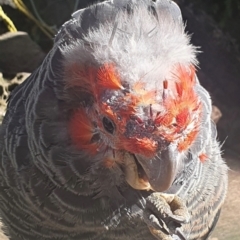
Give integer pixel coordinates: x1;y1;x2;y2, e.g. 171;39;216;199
143;193;189;240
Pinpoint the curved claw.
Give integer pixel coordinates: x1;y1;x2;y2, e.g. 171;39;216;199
143;193;189;240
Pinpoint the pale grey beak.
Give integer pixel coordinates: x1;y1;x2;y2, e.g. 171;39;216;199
135;145;182;192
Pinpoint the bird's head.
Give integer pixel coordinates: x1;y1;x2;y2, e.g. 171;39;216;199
60;0;203;192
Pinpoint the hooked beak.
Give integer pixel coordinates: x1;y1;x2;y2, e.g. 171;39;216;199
124;145;183;192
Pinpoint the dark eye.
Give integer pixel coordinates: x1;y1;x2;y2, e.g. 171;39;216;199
102;117;115;134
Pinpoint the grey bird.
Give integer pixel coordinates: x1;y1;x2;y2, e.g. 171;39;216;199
0;0;228;239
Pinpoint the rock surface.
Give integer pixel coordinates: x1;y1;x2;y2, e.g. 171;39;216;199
0;72;29;123
0;32;45;75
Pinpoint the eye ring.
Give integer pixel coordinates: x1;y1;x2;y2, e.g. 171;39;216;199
102;117;115;134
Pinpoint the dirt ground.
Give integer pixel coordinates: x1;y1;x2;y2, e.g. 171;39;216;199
0;150;239;240
0;223;7;240
211;150;240;240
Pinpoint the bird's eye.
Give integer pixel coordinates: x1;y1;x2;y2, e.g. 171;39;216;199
102;117;115;134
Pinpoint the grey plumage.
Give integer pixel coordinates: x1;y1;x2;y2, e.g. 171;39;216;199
0;0;227;240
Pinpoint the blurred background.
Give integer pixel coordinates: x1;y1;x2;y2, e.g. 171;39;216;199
0;0;240;239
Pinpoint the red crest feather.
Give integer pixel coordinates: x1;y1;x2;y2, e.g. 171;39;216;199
154;65;201;151
97;63;123;90
69;109;98;154
199;153;208;163
121;138;157;157
177;130;198;152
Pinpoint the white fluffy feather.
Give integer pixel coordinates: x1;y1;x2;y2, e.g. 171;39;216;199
62;0;198;93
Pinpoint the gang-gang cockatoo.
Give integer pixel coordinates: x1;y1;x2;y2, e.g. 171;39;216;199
0;0;228;239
